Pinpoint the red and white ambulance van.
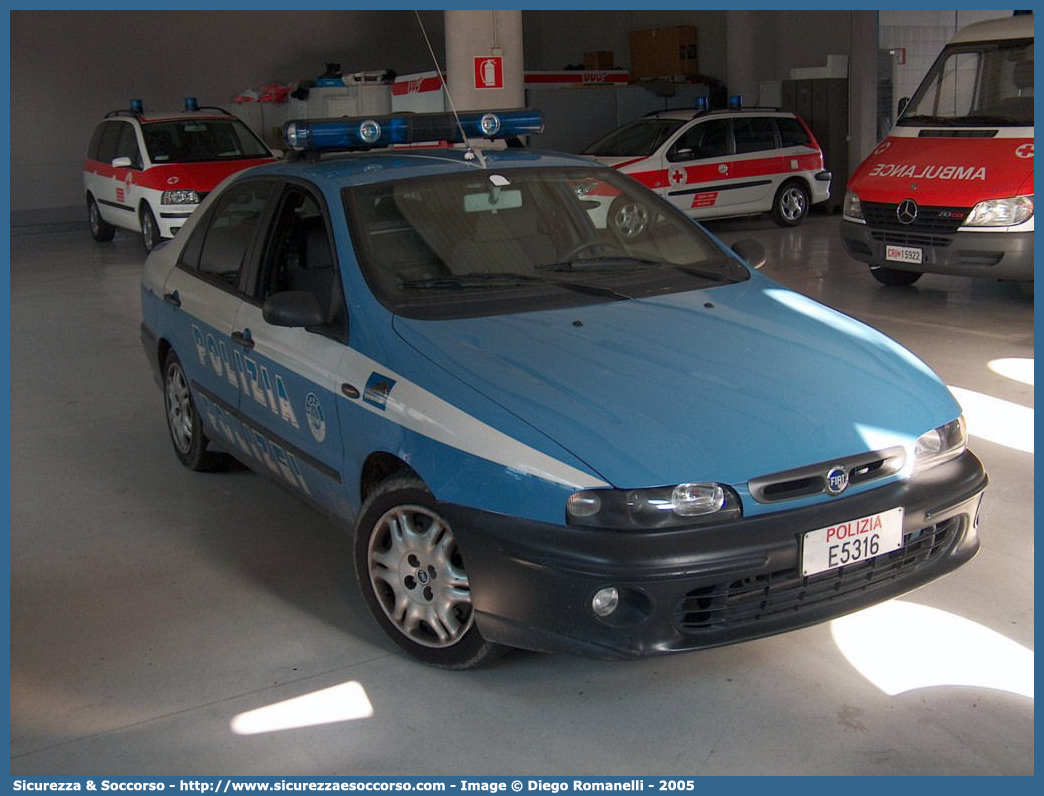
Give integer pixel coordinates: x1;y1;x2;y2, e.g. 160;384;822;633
841;14;1033;285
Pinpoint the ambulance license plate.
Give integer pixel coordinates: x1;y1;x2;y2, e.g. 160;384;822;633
886;244;922;264
801;507;904;577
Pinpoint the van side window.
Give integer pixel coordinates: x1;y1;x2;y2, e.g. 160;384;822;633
733;117;778;154
114;122;143;169
90;121;123;164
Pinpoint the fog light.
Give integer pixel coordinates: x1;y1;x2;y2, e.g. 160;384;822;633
592;587;620;618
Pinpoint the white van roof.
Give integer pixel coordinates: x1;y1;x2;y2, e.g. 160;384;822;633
950;14;1033;44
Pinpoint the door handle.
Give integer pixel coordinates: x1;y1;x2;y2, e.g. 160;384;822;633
231;330;254;349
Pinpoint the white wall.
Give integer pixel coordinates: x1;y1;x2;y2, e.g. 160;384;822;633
13;9;1004;225
879;9;1017;106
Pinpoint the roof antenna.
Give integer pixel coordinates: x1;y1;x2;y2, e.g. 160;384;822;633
414;10;487;168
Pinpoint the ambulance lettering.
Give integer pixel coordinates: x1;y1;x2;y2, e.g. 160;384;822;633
868;163;987;181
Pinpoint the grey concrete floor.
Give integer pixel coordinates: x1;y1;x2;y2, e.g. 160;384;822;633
8;213;1034;775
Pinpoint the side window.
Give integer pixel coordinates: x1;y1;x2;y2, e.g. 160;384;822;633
261;187;346;340
733;117;778;154
87;122;108;161
668;119;730;161
181;179;277;290
92;121;123;164
777;117;811;147
114;122;143;169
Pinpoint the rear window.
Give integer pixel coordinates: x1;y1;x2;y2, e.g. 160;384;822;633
777;117;811;147
733;117;778;154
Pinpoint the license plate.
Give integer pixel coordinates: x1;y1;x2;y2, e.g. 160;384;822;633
801;507;904;577
886;244;922;264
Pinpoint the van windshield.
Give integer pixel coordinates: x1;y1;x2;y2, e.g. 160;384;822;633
142;118;271;163
899;37;1033;127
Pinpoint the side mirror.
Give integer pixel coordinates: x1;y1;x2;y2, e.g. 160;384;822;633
897;97;910;117
262;290;325;328
111;156;133;168
731;239;766;270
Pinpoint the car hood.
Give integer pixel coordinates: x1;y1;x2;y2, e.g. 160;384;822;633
392;275;960;489
585;154;651;170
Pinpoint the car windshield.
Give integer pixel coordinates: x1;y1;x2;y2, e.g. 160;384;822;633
142;118;271;163
898;37;1033;127
582;118;687;156
344;165;746;320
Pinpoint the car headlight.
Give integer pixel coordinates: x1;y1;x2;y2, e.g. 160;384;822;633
843;190;864;221
566;482;742;529
161;189;200;205
912;416;967;475
963;195;1033;227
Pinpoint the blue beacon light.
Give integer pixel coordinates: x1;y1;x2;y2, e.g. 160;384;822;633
283;109;544;152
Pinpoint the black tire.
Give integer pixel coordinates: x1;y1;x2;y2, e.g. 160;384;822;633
87;194;115;242
141;204;161;253
771;180;810;227
870;265;923;286
608;195;650;241
162;350;229;472
354;476;505;669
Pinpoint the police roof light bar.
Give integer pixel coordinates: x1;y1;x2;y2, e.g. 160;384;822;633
283;109;544;153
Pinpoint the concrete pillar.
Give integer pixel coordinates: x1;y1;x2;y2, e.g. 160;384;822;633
725;10;759;105
445;9;524;111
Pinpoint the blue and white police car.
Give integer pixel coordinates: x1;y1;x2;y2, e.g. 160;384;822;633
140;109;986;668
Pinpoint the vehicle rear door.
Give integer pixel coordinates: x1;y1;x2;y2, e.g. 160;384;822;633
661;117;736;216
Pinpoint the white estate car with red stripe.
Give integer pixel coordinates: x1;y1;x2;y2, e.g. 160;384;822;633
584;106;831;227
84;99;276;252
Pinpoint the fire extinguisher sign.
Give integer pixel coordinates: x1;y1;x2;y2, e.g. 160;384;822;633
474;56;504;89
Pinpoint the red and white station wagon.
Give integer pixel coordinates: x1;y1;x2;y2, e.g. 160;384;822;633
584;106;832;227
83;98;276;251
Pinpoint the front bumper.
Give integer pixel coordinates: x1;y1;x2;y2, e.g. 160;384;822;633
444;451;986;659
840;219;1033;281
156;206;195;239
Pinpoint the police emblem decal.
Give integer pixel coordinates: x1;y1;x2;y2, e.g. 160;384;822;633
305;392;326;443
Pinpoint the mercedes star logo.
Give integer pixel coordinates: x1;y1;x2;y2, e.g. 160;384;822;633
896;198;919;225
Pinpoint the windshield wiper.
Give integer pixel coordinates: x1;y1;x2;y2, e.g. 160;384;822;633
540;257;742;285
899;113;1023;127
401;272;546;289
537;257;664;273
401;271;631;300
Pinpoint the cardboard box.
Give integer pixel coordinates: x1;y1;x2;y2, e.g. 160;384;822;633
629;26;698;80
583;51;615;69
